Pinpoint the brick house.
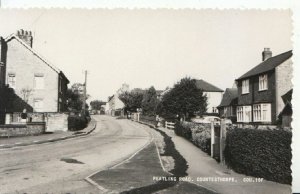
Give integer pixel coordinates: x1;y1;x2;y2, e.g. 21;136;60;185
2;30;69;113
217;88;238;122
195;79;224;114
235;48;292;125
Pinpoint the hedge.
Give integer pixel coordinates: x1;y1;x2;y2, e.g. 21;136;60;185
174;121;211;155
68;115;88;131
224;128;292;184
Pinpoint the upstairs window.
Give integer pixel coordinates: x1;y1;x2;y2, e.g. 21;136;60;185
7;74;16;89
259;74;268;91
34;74;44;89
242;79;249;94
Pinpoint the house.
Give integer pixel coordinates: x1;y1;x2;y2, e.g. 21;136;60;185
278;89;293;127
106;83;129;116
195;79;224;114
235;48;292;125
217;88;238;122
3;29;69;112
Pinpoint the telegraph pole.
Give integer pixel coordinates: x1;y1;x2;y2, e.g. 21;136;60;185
82;70;88;115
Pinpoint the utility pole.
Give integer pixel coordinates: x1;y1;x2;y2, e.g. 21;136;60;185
82;70;88;115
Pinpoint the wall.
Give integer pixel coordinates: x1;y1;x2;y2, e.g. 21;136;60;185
275;58;293;117
204;92;223;113
45;112;68;132
0;122;45;137
5;38;59;112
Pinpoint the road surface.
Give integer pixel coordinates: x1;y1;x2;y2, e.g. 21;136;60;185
0;115;151;194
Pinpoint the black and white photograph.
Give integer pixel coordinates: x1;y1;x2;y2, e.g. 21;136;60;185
0;1;299;194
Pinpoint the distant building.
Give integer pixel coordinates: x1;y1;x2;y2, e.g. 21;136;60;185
217;88;238;122
195;79;224;114
106;83;129;116
2;29;69;112
235;48;292;125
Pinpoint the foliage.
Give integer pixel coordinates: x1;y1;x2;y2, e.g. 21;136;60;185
174;121;211;154
157;77;207;120
224;128;292;184
66;88;83;112
119;90;144;113
90;100;106;111
68;115;88;131
141;86;159;116
20;87;32;103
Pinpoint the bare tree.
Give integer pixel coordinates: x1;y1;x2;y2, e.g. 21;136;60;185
20;87;32;103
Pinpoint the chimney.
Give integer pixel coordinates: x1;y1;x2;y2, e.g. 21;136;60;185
16;29;33;47
262;48;272;61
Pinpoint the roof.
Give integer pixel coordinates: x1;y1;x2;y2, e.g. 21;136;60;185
236;50;293;81
217;88;238;107
194;79;224;92
5;34;69;83
282;89;293;104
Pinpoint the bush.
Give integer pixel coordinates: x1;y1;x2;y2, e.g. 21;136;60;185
224;128;292;184
68;115;88;131
174;121;212;155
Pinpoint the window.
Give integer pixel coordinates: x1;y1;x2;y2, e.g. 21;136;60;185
237;105;252;122
253;103;271;122
237;106;243;122
7;74;16;89
33;99;43;112
259;74;268;91
34;75;44;89
242;79;249;94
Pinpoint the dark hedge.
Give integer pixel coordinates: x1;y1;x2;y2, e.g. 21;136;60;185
68;115;88;131
224;128;292;184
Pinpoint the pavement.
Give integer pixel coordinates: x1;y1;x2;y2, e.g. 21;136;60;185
155;126;292;194
0;119;97;149
88;120;216;194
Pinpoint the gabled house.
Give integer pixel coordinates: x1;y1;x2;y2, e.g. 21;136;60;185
195;79;224;114
235;48;292;125
3;30;69;112
217;88;238;122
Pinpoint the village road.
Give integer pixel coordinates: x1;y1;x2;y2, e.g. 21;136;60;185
0;115;151;194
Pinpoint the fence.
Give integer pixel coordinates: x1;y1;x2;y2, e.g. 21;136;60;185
165;121;175;129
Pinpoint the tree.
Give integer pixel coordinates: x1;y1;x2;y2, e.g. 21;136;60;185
141;86;159;116
90;100;106;111
119;90;144;113
157;77;207;121
20;87;32;103
66;88;83;112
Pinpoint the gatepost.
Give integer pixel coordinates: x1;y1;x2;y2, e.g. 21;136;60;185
210;121;214;157
220;119;226;164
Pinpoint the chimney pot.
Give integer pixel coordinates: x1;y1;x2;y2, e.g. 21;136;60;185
262;48;272;61
16;29;33;48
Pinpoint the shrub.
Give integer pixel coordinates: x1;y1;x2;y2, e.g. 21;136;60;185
224;128;292;184
174;121;212;154
68;115;88;131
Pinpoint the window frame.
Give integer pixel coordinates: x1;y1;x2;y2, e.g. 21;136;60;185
34;74;45;90
33;98;44;112
259;74;268;91
253;103;271;122
7;73;16;89
241;79;249;94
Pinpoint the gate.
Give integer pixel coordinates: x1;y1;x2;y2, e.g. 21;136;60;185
211;120;227;163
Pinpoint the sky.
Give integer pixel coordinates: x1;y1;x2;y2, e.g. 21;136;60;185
0;9;292;102
0;1;300;193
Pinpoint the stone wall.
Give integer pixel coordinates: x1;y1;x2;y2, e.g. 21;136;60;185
0;122;45;137
275;58;293;117
45;112;68;132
